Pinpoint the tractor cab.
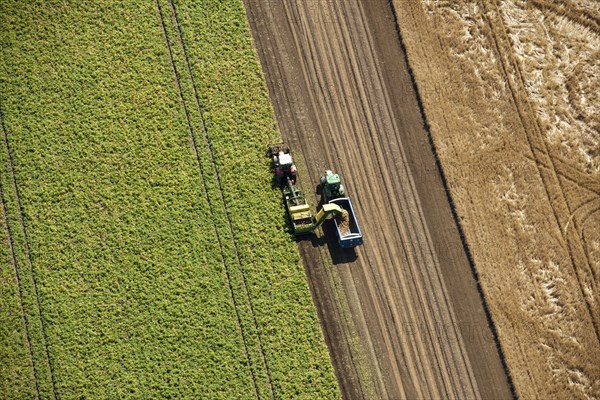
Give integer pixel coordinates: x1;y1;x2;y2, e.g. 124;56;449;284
321;170;345;201
278;153;293;169
273;151;297;185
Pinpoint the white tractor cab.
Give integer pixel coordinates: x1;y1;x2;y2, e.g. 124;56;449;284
274;151;297;184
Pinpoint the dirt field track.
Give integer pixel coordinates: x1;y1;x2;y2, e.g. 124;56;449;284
244;0;513;398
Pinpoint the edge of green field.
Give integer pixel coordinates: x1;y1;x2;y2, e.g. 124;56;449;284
0;0;341;398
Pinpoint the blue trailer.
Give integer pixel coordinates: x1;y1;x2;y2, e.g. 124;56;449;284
329;197;363;248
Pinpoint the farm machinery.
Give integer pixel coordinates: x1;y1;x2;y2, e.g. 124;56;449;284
320;170;345;201
269;143;363;248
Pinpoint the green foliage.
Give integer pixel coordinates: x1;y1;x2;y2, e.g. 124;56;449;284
1;1;251;398
0;0;340;398
0;206;36;399
168;0;340;398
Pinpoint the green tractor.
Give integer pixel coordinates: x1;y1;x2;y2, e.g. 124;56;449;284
320;170;345;202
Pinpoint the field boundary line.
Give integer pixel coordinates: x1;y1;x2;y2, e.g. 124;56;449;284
163;1;277;398
154;2;263;398
0;103;57;400
481;0;600;343
346;1;480;396
386;1;519;397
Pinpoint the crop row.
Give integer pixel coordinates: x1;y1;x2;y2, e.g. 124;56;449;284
0;173;37;398
0;0;339;398
1;0;253;398
166;0;341;397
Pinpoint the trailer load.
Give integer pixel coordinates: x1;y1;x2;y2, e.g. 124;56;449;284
329;197;363;248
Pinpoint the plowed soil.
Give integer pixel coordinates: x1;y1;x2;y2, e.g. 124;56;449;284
244;0;513;398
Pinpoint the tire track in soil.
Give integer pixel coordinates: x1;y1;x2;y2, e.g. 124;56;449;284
243;4;377;397
250;3;400;398
310;1;477;396
296;2;460;397
0;104;57;400
255;1;442;396
166;3;279;397
156;3;271;398
244;0;513;399
527;154;600;197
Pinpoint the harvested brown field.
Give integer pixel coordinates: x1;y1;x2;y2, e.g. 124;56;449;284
392;0;600;398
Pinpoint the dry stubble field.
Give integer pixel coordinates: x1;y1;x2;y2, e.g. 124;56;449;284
393;0;599;398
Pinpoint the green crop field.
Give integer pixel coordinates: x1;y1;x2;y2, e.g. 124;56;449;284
0;0;340;398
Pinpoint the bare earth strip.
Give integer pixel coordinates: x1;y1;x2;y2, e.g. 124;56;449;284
391;0;600;398
244;0;512;398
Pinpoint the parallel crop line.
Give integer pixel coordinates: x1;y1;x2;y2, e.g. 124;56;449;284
155;2;262;399
0;104;57;399
164;1;276;398
294;1;453;397
282;2;429;398
278;3;401;398
0;157;40;400
384;1;521;396
344;2;482;397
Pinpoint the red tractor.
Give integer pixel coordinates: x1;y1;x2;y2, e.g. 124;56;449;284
269;143;298;185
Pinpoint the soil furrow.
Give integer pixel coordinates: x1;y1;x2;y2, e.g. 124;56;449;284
291;4;421;396
243;3;377;398
338;3;478;397
244;0;512;398
290;5;426;397
318;1;478;396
